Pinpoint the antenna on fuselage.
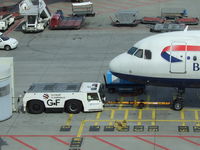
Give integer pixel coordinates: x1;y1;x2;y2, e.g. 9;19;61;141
184;26;188;32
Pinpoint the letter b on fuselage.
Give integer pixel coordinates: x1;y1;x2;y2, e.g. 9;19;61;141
193;63;200;71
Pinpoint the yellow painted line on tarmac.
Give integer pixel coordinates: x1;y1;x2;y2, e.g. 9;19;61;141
151;109;156;126
137;109;143;125
109;110;115;125
180;110;186;126
77;120;85;137
119;97;124;109
94;112;102;126
84;119;200;123
134;96;138;108
194;110;200;126
66;114;73;126
124;109;129;120
146;95;150;108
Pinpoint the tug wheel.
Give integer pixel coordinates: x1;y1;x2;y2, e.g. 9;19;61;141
27;100;45;114
65;100;82;114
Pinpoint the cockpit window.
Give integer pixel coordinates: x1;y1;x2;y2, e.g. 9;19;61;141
127;47;138;55
145;50;152;59
134;49;143;58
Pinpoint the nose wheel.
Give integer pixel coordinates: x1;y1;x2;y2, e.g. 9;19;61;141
171;88;185;111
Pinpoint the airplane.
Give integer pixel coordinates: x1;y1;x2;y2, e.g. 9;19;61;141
109;29;200;111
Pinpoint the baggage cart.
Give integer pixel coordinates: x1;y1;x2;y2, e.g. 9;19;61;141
110;10;140;26
161;8;187;19
150;23;185;32
72;2;95;16
141;17;165;24
175;17;199;25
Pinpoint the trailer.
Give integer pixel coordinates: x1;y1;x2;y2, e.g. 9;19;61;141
104;71;145;93
72;1;95;16
0;14;15;31
175;17;199;25
150;23;185;32
141;17;165;24
22;82;105;114
49;10;84;30
161;8;187;19
110;10;140;26
19;0;51;32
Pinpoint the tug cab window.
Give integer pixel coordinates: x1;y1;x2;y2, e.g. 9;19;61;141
87;93;99;101
127;47;138;55
134;49;143;58
145;50;152;59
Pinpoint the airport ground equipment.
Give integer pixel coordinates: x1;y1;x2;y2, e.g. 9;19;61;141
141;17;165;24
175;17;199;25
0;14;15;31
110;10;140;26
49;10;84;30
72;2;95;16
19;0;51;32
161;8;187;19
0;32;18;51
104;71;145;93
150;23;185;32
22;82;105;114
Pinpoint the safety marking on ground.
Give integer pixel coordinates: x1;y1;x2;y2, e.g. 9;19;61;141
146;95;150;108
148;126;159;132
124;109;129;120
178;126;189;132
77;120;85;137
66;114;73;126
180;110;186;126
193;126;200;132
89;125;100;131
194;110;200;126
137;109;143;125
51;136;70;145
104;125;115;131
69;137;83;149
133;125;144;132
177;136;200;146
118;97;124;109
151;109;156;126
117;126;129;132
109;109;115;125
60;125;71;132
94;112;102;126
133;96;138;108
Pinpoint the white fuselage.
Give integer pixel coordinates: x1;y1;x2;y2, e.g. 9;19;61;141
109;31;200;88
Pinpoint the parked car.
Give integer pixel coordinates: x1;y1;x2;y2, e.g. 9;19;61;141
0;32;18;50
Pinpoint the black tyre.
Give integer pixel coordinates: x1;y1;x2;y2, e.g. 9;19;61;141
65;100;82;114
27;101;45;114
171;100;183;111
4;45;11;51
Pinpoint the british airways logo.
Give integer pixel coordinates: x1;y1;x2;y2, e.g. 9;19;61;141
161;45;200;71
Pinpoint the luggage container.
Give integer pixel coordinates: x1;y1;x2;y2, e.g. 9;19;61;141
72;2;95;16
110;10;140;26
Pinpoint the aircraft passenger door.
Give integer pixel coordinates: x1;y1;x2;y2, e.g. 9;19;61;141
170;42;187;73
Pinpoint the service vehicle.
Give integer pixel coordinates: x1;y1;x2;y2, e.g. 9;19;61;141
0;14;15;31
104;71;145;93
23;82;105;114
49;10;84;30
0;32;18;50
19;0;51;32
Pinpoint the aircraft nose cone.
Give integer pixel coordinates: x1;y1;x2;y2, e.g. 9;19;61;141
109;56;120;73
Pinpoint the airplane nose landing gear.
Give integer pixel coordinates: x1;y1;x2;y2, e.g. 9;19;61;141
171;88;185;111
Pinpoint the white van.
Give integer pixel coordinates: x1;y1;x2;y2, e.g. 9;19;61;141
0;33;18;51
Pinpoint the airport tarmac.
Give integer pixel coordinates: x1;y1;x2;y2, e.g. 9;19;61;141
1;0;200;150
